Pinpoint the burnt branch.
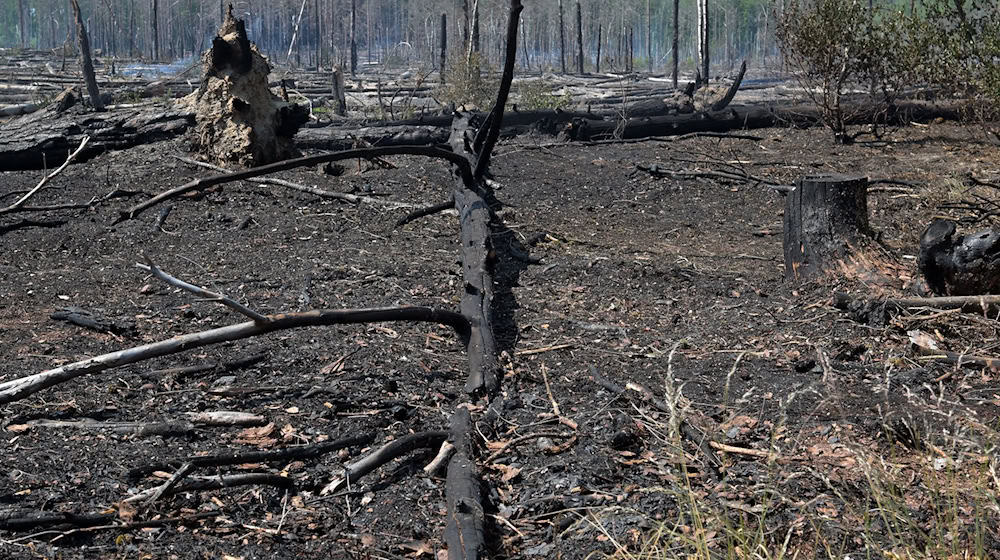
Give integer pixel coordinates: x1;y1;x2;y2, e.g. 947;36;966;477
129;433;375;479
137;254;269;323
119;145;474;222
320;431;449;495
472;0;523;179
0;306;469;405
173;156;419;209
395;196;455;227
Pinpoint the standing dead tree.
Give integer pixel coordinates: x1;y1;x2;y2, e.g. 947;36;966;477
1;2;526;558
70;0;104;111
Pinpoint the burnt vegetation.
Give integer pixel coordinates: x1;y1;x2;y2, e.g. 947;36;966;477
2;1;1000;559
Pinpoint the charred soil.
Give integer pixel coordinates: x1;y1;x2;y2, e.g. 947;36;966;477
2;122;1000;558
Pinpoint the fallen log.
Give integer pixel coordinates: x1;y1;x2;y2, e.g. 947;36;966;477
0;95;193;171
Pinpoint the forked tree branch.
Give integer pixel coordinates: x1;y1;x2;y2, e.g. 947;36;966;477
472;0;523;179
0;136;91;215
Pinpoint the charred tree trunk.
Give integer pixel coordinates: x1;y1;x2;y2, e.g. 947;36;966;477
558;0;566;74
332;67;347;116
18;0;27;48
440;13;447;82
71;0;104;111
596;23;602;73
698;0;710;83
151;0;159;61
471;0;480;55
672;0;679;88
575;2;584;74
350;0;358;76
783;175;870;279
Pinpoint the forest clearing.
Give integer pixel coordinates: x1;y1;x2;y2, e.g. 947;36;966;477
2;1;1000;559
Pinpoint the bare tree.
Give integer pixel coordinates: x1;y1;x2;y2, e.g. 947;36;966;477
70;0;104;111
558;0;566;73
672;0;679;87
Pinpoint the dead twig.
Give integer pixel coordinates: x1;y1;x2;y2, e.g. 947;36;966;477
137;254;269;323
0;136;90;215
321;431;449;495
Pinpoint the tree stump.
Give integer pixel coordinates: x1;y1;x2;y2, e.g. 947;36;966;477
186;6;308;167
919;219;1000;295
783;174;870;279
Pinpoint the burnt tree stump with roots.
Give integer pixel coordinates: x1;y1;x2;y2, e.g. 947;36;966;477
187;6;308;167
783;174;871;279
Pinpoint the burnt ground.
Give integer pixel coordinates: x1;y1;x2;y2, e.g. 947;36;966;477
2;121;1000;559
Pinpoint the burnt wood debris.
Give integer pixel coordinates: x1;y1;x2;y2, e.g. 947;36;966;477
0;2;525;558
4;1;1000;558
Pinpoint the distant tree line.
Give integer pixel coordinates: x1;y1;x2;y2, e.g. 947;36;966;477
0;0;795;75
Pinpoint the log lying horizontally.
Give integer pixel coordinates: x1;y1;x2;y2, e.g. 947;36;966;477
0;307;469;405
0;97;193;171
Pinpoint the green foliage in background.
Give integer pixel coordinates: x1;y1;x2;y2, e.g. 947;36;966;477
777;0;1000;142
911;0;1000;130
435;51;498;111
776;0;910;143
514;79;572;111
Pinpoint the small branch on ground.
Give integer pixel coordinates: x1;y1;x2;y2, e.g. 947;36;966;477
125;462;194;504
143;473;296;497
395;196;455;228
0;306;469;405
137;254;269;323
173;156;418;209
834;292;1000;315
129;433;375;479
120;145;473;222
0;136;91;216
321;431;449;495
0;511;218;534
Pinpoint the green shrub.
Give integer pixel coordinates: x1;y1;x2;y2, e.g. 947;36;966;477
909;0;1000;135
776;0;910;143
514;79;572;111
436;51;498;111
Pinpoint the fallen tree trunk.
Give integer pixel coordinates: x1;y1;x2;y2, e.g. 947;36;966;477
564;98;962;141
0;95;193;171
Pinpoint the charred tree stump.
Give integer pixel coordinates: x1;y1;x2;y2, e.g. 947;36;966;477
783;174;870;279
331;68;347;117
919;219;1000;295
188;6;308;167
